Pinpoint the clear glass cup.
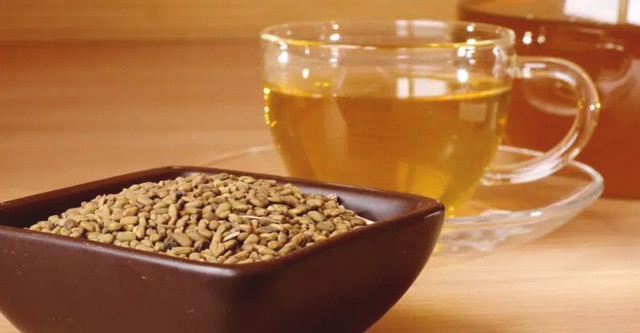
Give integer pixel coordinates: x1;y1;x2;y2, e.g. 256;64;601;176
260;20;600;214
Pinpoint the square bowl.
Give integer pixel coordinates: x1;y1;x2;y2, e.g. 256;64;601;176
0;166;444;333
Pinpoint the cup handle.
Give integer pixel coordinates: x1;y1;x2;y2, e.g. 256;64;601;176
482;56;600;185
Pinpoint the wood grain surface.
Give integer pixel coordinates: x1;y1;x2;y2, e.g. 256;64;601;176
1;0;456;41
1;41;639;332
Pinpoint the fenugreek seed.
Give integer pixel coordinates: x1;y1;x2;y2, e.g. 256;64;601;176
243;234;260;245
215;203;231;219
288;206;307;216
87;232;101;241
59;227;71;236
116;232;136;242
277;232;288;244
233;251;250;260
223;239;237;250
171;247;192;255
255;226;276;234
313;235;327;243
307;211;324;223
282;196;299;207
201;191;215;201
212;226;224;243
237;258;254;264
120;216;138;225
134;226;145;240
202;253;216;263
186;231;203;243
210;242;225;256
167;204;178;219
194;218;206;228
206;219;218;230
111;208;123;221
123;206;139;217
202;206;216;221
183;207;199;215
351;217;367;227
188;253;203;261
70;228;84;238
223;257;238;264
137;196;154;206
228;213;242;224
236;224;252;233
259;232;278;241
239;176;256;183
185;200;203;208
290;233;305;246
261;254;275;261
316;221;335;232
278;244;296;255
249;197;267;208
279;187;294;196
151;208;168;215
269;223;284;231
172;232;193;247
141;239;154;248
233;202;250;212
28;224;42;231
148;233;161;243
194;228;211;240
79;221;95;232
98;233;115;244
237;232;249;242
325;208;341;217
135;245;154;252
305;198;324;208
63;219;78;230
254;244;275;255
195;240;209;251
267;240;282;250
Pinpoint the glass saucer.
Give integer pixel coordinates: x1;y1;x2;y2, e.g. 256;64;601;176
201;145;603;260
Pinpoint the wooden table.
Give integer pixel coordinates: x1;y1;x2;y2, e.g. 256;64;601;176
1;41;638;332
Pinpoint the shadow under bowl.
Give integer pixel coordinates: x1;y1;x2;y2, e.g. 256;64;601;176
0;166;444;333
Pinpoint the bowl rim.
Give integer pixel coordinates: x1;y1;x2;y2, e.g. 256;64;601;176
0;166;445;275
203;145;604;230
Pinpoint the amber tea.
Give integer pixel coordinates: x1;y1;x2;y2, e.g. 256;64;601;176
265;76;510;213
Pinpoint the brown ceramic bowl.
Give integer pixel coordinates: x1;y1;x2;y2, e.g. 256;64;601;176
0;166;444;333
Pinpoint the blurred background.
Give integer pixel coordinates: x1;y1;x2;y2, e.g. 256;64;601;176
0;1;456;201
1;0;455;41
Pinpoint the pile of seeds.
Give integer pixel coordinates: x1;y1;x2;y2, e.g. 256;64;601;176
27;173;369;264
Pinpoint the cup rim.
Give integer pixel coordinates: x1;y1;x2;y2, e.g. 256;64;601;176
259;19;516;49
